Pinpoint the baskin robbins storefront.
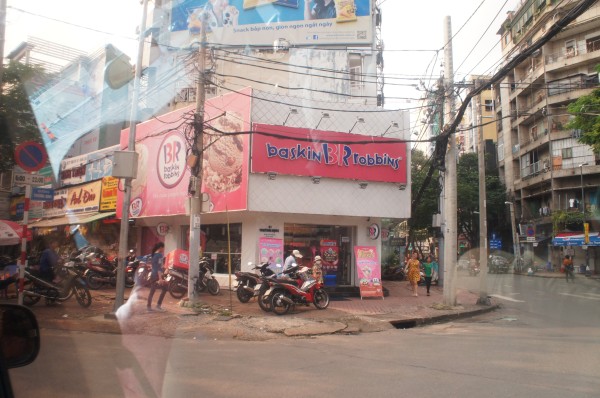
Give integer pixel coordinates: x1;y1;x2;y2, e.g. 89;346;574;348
117;89;411;289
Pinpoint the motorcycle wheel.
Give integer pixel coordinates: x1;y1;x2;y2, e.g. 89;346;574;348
73;283;92;308
313;288;330;310
257;289;272;312
125;273;135;288
168;280;187;299
207;278;220;295
236;282;254;303
86;272;103;290
23;294;41;307
271;290;292;315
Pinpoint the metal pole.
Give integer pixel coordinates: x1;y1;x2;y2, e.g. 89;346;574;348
442;16;457;306
112;0;149;314
17;185;31;306
187;23;207;305
506;202;518;266
0;0;6;99
476;100;489;305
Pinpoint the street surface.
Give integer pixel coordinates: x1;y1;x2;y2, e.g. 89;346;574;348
9;273;600;397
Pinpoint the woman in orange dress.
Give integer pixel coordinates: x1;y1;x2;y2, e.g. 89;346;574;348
406;252;421;297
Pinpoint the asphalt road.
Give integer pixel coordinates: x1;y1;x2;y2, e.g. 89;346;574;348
10;274;600;398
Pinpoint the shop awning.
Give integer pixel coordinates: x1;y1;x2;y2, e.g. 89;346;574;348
552;232;600;246
30;212;116;228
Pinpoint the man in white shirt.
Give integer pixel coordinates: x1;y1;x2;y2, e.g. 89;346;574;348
283;249;303;272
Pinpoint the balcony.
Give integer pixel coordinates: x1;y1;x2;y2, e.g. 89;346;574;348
546;39;600;72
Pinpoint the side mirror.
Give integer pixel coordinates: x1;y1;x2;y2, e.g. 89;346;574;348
1;304;40;368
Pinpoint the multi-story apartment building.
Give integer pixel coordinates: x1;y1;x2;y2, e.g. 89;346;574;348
494;0;600;272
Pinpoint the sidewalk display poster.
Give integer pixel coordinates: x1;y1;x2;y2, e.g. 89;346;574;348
354;245;383;299
258;237;283;266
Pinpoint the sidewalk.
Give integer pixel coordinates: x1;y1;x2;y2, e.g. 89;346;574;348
19;280;499;340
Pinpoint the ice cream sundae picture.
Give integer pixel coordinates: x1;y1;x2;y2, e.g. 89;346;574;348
202;113;244;193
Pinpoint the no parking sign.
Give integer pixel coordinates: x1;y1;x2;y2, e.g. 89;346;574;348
14;141;47;172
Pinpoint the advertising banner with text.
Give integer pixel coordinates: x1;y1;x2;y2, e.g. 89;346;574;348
116;89;251;218
252;124;407;183
169;0;372;47
258;237;284;265
354;245;383;299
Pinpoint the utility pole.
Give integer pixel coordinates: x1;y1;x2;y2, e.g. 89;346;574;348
0;0;6;99
112;0;149;313
442;16;457;306
474;89;490;305
187;23;207;305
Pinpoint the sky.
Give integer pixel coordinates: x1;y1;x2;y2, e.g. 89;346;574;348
5;0;519;117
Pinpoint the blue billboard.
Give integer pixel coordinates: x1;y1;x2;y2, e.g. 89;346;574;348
169;0;373;46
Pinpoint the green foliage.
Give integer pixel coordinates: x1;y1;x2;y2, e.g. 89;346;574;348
0;62;47;172
566;65;600;152
410;149;442;233
456;153;508;248
552;210;584;234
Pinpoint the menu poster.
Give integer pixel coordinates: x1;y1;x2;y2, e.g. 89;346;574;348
354;246;383;299
258;237;284;266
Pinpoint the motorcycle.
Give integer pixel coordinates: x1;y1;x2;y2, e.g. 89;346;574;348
133;254;153;288
468;265;481;276
83;249;135;290
22;263;92;308
166;257;220;298
382;264;405;281
256;263;303;312
234;262;275;303
269;266;330;315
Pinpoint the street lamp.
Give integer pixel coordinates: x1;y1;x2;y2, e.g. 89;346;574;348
579;162;588;215
505;201;519;268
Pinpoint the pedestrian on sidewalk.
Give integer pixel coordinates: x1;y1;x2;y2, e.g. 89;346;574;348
563;255;575;283
422;255;434;295
147;242;167;311
405;252;421;297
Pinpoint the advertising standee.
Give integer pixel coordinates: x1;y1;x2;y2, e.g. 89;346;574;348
354;245;383;299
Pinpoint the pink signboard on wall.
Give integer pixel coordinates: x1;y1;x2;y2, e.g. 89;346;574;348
117;89;251;218
251;124;407;184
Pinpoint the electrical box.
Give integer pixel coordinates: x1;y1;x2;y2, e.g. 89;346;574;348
112;151;139;179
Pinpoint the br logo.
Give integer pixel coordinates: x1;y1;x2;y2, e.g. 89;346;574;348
157;132;187;188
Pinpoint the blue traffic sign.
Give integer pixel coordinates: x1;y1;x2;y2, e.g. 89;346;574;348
489;239;502;250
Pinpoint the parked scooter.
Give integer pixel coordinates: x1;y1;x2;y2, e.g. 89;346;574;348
166;257;220;298
269;266;330;315
134;254;153;288
83;249;135;289
234;262;275;303
22;263;92;308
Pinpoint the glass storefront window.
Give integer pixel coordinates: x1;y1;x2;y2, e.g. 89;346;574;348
284;223;353;285
182;223;242;274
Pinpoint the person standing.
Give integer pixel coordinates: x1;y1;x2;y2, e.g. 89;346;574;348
563;255;575;283
147;242;167;311
312;255;324;284
422;255;434;296
283;249;303;272
39;240;60;283
405;252;421;297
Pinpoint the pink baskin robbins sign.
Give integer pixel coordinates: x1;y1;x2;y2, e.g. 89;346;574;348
116;89;251;218
251;124;407;184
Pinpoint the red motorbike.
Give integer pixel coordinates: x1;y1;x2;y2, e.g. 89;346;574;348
269;266;330;315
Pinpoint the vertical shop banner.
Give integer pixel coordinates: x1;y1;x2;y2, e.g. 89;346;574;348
258;237;283;265
354;245;383;299
319;239;338;274
100;177;118;211
116;89;251;218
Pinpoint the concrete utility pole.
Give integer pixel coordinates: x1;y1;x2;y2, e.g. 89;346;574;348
112;0;149;313
187;23;207;304
474;93;489;306
0;0;6;99
442;16;457;306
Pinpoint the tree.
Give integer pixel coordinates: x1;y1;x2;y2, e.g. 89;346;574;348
456;152;509;249
0;62;48;172
566;65;600;151
408;149;442;254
